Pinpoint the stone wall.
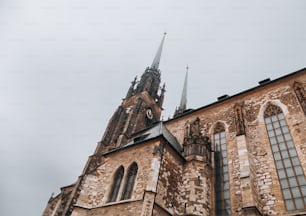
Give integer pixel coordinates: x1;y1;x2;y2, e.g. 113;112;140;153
182;159;212;216
71;200;143;216
42;183;75;216
91;200;143;216
243;76;306;215
42;195;61;216
75;140;161;210
165;71;306;215
42;69;306;216
153;204;172;216
155;144;184;215
70;207;89;216
166;104;242;215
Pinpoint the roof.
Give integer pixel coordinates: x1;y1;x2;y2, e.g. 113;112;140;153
167;67;306;122
103;122;182;156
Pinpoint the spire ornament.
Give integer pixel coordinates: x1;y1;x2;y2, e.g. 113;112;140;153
126;76;138;98
158;83;166;106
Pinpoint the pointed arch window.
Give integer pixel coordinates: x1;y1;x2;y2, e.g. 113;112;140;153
214;123;231;216
264;103;306;211
121;162;138;200
108;166;124;203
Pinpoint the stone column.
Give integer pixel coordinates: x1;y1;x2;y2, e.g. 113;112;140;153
236;135;262;216
141;191;156;216
141;145;163;216
182;157;211;216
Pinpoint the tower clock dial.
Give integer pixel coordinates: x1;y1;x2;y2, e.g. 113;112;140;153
146;108;153;120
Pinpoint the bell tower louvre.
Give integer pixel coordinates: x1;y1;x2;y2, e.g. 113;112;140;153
42;33;306;216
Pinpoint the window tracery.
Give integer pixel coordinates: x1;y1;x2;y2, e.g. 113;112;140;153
214;122;225;134
264;103;282;117
264;104;306;211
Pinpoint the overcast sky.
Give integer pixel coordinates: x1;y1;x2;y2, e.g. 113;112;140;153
0;1;305;215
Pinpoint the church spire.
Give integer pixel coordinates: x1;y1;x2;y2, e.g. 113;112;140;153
174;66;188;117
179;66;188;111
151;32;166;70
135;33;167;101
99;35;166;151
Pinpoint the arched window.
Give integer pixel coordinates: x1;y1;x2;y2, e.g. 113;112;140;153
264;103;306;211
121;162;138;200
214;123;231;216
108;166;124;203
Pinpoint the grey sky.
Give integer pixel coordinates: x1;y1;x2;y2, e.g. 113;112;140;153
0;1;305;215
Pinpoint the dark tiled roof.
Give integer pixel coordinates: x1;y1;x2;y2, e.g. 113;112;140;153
125;122;182;153
104;122;182;156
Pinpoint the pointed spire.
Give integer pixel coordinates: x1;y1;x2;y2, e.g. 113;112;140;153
151;32;166;70
174;66;188;118
179;66;188;111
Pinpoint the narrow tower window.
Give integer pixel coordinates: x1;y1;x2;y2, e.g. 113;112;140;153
264;103;306;211
214;123;231;216
121;162;138;200
108;166;124;203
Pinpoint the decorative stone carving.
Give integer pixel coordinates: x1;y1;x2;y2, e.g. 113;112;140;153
214;122;225;133
234;102;245;136
293;81;306;115
201;122;212;137
157;83;166;106
126;76;137;98
190;117;201;137
87;155;101;174
280;91;300;113
245;103;260;122
184;120;190;137
183;118;212;161
264;103;282;117
153;145;164;155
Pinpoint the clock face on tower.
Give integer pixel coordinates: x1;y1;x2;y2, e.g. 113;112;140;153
146;108;153;120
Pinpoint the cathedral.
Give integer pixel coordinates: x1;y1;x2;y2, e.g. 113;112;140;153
42;34;306;216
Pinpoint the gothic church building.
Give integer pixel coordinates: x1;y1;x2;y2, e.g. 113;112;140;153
43;35;306;216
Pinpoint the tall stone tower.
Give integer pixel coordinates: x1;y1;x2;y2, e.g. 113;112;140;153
96;33;166;153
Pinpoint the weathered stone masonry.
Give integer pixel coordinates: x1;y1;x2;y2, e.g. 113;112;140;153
41;36;306;216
